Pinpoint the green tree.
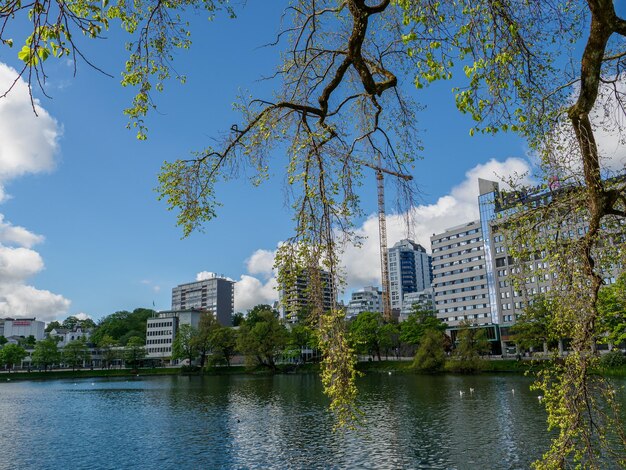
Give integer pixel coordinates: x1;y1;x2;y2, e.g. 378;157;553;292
412;329;446;372
447;322;491;373
45;321;61;333
124;336;146;369
62;338;91;371
598;274;626;349
172;324;198;365
379;322;400;360
32;338;61;371
237;308;288;369
287;324;319;362
209;327;237;367
97;335;118;369
400;307;446;347
349;312;386;361
232;312;245;327
193;313;219;368
510;297;557;355
61;316;80;330
0;336;7;346
91;308;155;346
0;343;27;372
19;335;37;349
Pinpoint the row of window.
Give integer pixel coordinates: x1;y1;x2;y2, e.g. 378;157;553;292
439;313;490;322
441;303;489;313
434;264;484;278
146;338;173;345
146;330;173;336
432;237;482;253
148;321;173;328
434;275;486;287
436;293;488;304
432;228;480;245
434;255;483;269
147;347;172;354
435;284;487;296
432;246;481;261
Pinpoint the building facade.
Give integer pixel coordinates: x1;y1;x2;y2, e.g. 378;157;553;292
430;177;618;353
49;326;91;347
430;221;492;330
171;275;234;326
346;286;383;318
387;239;432;312
145;309;204;361
399;288;435;321
279;269;335;322
0;318;45;341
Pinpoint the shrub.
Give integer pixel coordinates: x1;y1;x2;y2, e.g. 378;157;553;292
599;350;625;368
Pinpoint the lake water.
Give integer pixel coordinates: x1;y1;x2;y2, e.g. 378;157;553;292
0;373;623;469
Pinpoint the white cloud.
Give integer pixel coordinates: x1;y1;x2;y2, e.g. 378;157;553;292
0;245;44;282
246;249;276;277
234;274;278;312
74;312;92;321
0;62;69;321
0;63;60;186
0;215;44;248
0;284;70;322
196;271;217;281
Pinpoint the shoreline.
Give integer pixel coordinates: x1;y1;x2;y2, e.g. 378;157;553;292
2;359;624;382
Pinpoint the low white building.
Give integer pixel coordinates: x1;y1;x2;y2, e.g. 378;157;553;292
0;318;45;341
145;309;204;362
49;326;91;347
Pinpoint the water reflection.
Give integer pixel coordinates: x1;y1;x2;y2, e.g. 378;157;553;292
0;373;623;469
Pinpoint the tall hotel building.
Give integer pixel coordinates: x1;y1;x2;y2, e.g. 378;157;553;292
278;268;335;322
430;221;492;330
431;177;607;353
171;275;235;326
387;239;432;312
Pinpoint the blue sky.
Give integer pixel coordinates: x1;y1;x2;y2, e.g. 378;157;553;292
0;1;556;322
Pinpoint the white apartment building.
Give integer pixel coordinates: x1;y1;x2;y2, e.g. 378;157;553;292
430;221;492;329
346;286;382;318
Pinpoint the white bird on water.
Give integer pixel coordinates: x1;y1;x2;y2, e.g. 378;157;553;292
538;395;543;402
459;390;465;397
511;389;515;395
469;388;475;394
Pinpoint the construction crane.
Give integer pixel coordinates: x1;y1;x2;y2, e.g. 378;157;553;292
360;158;413;321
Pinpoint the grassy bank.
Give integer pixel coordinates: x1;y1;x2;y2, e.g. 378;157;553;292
3;360;624;382
1;367;181;381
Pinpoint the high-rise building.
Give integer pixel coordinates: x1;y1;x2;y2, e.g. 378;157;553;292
387;239;432;312
171;275;234;326
346;286;382;318
430;221;492;329
279;268;335;322
431;177;619;354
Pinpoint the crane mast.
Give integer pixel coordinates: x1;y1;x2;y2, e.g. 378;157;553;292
377;169;392;321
